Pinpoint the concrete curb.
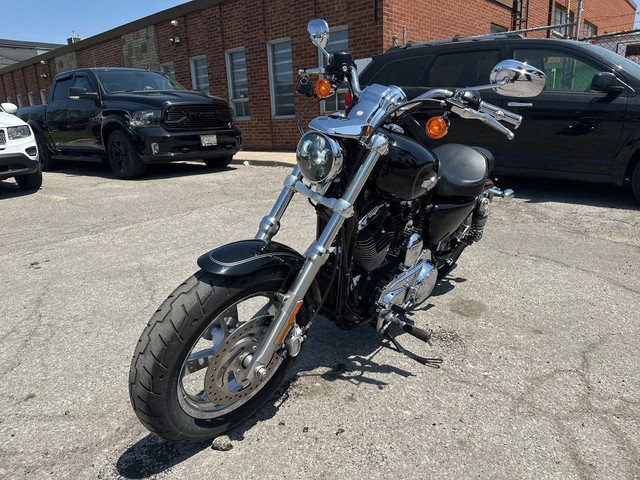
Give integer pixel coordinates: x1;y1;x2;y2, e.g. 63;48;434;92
231;150;296;168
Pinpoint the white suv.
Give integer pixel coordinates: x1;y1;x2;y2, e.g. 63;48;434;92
0;102;41;190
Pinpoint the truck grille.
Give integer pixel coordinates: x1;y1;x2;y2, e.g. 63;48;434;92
0;130;6;145
164;105;232;131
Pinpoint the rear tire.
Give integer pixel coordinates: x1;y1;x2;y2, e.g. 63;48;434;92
107;130;146;179
203;156;233;169
129;268;310;443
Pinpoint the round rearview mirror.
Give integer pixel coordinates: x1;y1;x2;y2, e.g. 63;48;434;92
307;19;330;49
490;60;546;98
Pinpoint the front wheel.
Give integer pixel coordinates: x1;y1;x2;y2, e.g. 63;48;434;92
107;130;146;179
129;268;311;443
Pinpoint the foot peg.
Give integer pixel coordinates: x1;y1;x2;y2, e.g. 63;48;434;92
486;186;514;200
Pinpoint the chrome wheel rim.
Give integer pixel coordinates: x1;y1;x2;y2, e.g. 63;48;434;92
177;292;283;419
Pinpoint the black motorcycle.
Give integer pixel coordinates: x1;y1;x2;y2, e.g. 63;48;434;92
129;19;545;442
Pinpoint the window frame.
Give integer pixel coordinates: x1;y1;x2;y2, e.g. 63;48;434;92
190;55;210;95
318;26;349;113
225;47;250;120
553;4;574;38
267;38;294;119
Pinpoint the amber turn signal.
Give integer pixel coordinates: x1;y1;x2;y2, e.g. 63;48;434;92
425;116;449;139
314;78;333;99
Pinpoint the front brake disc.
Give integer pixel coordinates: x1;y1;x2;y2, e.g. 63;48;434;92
203;316;282;404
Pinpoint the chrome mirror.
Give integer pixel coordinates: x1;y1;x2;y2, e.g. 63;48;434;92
307;19;330;60
490;60;546;98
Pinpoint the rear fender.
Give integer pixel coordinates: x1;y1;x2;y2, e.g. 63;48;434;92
197;239;322;306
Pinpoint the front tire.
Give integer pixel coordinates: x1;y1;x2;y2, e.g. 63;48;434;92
129;268;310;443
15;168;42;191
107;130;146;179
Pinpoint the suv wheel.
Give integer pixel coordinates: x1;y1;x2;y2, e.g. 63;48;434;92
107;130;146;180
15;167;43;191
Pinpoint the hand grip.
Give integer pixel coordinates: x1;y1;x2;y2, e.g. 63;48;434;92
479;101;522;128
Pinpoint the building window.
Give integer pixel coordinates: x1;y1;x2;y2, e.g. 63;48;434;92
190;56;210;94
40;90;47;105
553;4;574;38
267;39;294;117
490;23;508;34
160;62;176;81
583;21;597;39
16;94;23;108
226;48;250;119
319;27;349;113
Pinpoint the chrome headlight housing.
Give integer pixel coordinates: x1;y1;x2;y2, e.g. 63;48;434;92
296;131;343;185
129;109;162;127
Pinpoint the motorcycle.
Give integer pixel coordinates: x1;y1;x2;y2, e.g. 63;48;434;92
129;19;545;443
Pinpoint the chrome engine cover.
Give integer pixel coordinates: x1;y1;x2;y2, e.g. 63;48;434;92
377;255;437;311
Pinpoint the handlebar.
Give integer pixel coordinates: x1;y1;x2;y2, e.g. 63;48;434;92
479;101;522;129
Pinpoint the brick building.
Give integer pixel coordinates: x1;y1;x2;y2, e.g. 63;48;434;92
0;0;636;150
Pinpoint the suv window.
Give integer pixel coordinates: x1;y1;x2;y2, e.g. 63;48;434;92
514;48;599;91
364;54;432;87
427;50;500;87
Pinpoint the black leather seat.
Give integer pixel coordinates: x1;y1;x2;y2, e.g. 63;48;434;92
433;143;490;198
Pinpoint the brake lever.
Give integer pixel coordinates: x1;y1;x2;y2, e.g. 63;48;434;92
449;103;515;140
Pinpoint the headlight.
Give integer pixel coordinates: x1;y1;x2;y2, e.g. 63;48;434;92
7;125;32;140
296;131;342;184
129;110;162;127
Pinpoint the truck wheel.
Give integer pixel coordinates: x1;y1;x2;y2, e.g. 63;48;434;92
632;162;640;204
15;167;43;191
36;134;59;171
203;156;233;169
107;130;146;180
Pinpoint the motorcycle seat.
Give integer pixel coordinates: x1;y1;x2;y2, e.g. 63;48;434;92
433;143;490;198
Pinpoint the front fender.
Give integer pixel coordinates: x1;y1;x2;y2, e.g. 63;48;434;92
197;239;322;308
197;239;304;276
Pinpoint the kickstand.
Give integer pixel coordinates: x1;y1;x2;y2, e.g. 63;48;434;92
381;329;443;368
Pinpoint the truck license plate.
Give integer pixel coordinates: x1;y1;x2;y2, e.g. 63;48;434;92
200;134;217;146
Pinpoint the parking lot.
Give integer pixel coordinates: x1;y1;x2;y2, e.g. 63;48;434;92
1;161;639;479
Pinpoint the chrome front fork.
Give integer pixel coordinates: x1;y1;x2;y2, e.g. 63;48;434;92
243;133;389;381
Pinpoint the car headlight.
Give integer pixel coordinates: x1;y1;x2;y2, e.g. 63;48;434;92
7;125;32;140
129;110;162;127
296;131;342;184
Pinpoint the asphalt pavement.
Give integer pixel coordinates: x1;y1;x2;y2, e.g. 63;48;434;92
1;160;639;479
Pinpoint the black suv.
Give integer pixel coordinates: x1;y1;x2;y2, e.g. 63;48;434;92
359;36;640;203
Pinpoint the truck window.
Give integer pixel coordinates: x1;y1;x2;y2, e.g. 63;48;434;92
74;75;94;92
51;76;74;102
427;50;500;87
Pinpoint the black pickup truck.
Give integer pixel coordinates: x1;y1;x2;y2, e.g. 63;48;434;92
19;68;242;179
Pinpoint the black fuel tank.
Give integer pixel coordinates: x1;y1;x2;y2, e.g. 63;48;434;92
374;131;437;201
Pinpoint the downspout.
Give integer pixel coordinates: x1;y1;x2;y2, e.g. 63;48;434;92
547;0;553;38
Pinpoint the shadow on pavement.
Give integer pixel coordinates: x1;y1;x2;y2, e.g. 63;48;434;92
115;317;420;477
45;161;235;180
496;176;638;210
116;435;208;479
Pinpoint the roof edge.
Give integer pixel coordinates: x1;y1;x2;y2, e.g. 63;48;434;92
0;0;221;75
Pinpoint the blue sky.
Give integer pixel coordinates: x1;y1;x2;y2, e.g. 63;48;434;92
3;0;190;44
